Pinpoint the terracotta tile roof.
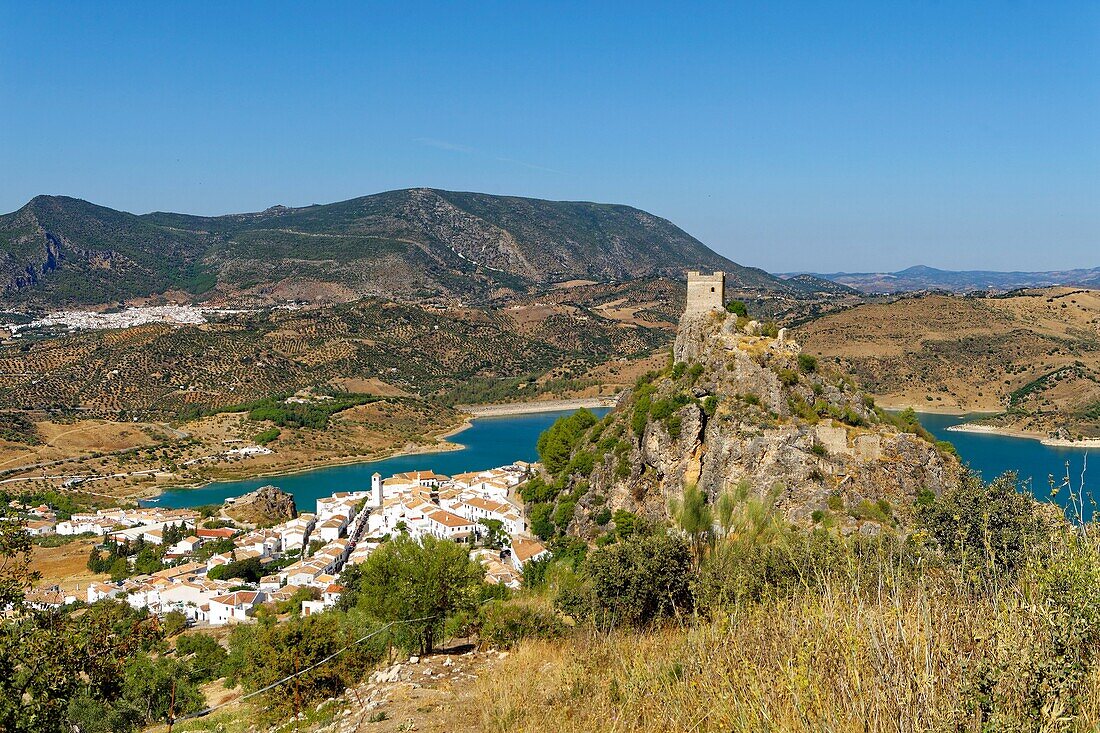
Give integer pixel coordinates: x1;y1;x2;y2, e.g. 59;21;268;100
512;537;549;564
428;510;476;528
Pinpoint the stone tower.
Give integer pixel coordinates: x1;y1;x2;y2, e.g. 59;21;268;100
684;271;725;314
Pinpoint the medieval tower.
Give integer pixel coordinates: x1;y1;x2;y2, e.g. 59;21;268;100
684;271;725;314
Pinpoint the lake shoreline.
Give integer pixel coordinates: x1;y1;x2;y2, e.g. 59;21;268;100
144;401;609;503
142;417;474;501
946;421;1100;449
876;399;993;416
459;395;620;417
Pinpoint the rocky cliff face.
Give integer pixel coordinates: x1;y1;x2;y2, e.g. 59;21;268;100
563;310;961;537
224;485;298;526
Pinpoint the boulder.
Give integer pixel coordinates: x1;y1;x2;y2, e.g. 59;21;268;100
224;485;297;526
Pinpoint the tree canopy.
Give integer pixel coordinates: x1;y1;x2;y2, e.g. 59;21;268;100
347;535;485;653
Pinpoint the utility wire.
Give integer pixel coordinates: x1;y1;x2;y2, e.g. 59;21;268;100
177;614;437;722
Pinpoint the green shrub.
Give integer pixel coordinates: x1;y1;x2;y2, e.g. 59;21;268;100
557;534;694;629
725;300;748;317
528;503;555;540
537;409;599;477
478;600;564;649
175;632;229;682
254;426;281;445
554;501;577;530
851;499;892;524
918;470;1049;584
797;353;818;373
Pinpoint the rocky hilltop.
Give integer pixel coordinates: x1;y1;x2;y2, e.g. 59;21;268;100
551;308;961;537
224;485;297;526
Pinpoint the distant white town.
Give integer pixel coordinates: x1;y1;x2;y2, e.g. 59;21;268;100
17;462;549;624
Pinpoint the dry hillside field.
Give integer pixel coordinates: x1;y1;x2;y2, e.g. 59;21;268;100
796;288;1100;437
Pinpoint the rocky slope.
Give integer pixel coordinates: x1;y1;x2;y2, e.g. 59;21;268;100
224;485;297;526
554;309;961;536
0;189;803;307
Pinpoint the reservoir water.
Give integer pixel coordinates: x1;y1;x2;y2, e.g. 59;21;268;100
151;408;610;509
916;412;1094;519
150;407;1094;519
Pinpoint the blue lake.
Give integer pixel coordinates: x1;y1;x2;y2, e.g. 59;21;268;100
149;408;610;509
149;407;1096;518
916;412;1095;518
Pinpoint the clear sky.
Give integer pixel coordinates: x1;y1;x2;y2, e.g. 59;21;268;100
1;1;1097;273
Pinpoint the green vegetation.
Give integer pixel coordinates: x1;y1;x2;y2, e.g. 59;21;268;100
235;394;381;430
557;533;695;629
0;411;41;444
206;557;264;583
536;408;599;478
253;426;281;444
724;300;748;317
338;535;485;654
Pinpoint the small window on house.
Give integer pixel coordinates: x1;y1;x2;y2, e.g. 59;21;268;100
710;287;715;292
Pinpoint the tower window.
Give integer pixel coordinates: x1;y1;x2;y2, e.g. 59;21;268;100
710;287;715;292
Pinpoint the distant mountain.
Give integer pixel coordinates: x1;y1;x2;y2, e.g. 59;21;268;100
0;189;794;307
790;264;1100;294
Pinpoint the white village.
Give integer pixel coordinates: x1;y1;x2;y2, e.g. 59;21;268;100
21;462;550;625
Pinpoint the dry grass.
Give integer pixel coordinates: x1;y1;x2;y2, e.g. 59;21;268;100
479;571;1100;733
31;537;107;594
796;288;1100;429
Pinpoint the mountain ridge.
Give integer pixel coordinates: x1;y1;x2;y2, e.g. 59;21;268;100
787;264;1100;294
0;189;797;307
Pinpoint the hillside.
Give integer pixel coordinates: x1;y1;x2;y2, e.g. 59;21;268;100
0;281;677;419
0;189;794;307
0;279;676;498
798;264;1100;294
521;306;960;543
796;288;1100;439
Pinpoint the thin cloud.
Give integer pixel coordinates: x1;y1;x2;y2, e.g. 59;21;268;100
415;137;566;175
494;156;566;175
414;137;475;154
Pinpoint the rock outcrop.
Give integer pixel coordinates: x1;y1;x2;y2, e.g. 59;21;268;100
562;309;961;537
224;485;297;526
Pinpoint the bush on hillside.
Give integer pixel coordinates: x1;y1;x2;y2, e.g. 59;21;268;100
537;409;598;477
349;535;485;654
478;600;564;649
557;533;694;629
918;470;1049;585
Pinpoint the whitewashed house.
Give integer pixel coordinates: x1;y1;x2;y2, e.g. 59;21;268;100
208;590;265;626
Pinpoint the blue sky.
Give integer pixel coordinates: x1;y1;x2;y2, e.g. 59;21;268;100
1;1;1097;272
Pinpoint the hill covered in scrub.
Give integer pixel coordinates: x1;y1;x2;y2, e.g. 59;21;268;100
0;189;805;307
0;282;675;420
520;307;962;542
796;288;1100;439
